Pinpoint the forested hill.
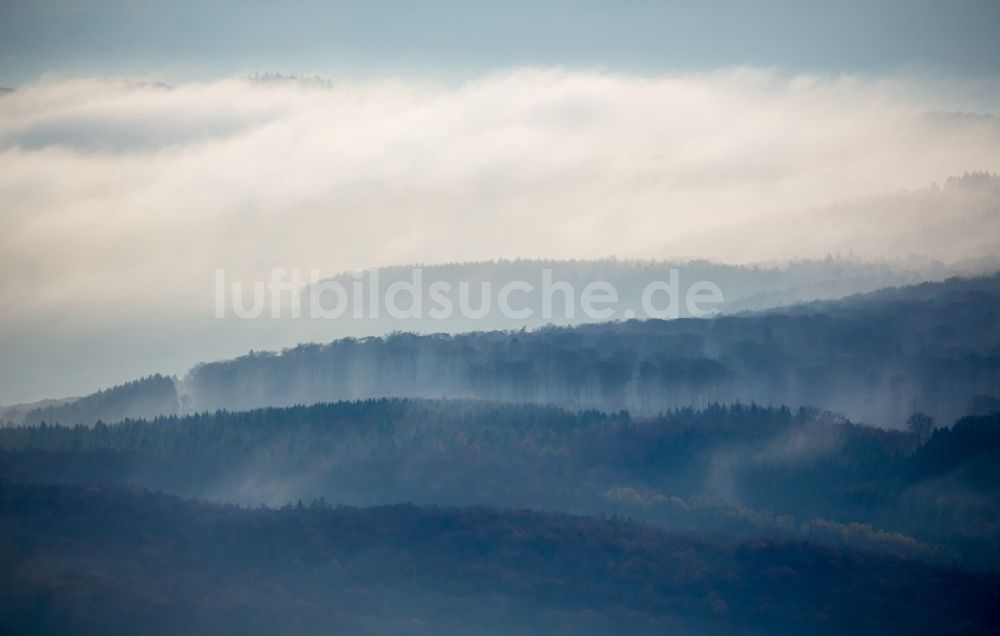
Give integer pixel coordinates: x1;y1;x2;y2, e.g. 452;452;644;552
7;273;998;428
776;269;1000;315
19;374;178;427
183;273;1000;427
2;481;998;636
4;399;1000;567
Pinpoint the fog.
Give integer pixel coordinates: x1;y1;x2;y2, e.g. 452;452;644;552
2;68;1000;402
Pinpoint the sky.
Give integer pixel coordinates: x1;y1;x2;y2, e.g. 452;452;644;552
1;0;1000;403
2;0;1000;85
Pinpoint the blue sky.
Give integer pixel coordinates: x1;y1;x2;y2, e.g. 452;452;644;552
2;0;999;85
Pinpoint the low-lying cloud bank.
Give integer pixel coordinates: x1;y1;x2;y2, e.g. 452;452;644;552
0;67;999;402
1;68;999;319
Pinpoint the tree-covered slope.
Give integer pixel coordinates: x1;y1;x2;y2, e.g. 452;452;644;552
181;273;1000;426
2;482;998;636
10;273;999;429
20;374;178;427
4;399;999;566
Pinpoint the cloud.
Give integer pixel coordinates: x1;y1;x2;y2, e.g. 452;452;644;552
0;67;999;401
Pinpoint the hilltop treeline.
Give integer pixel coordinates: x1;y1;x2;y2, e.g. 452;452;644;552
21;374;178;427
183;274;1000;426
13;274;998;429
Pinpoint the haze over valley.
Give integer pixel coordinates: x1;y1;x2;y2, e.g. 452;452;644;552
2;1;1000;634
